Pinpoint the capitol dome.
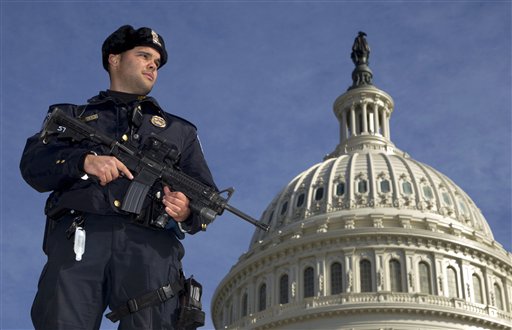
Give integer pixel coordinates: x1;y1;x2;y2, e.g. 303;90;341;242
212;33;512;330
248;84;494;250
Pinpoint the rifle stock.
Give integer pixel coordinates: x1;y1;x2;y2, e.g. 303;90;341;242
41;107;270;232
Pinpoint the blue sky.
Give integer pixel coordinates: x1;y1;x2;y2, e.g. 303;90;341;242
1;1;511;329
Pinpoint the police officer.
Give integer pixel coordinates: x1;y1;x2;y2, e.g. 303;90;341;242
20;25;217;329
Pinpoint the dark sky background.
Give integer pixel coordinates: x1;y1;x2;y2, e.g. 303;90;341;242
1;1;510;329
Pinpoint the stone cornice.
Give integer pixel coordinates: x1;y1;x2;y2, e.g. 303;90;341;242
244;222;511;276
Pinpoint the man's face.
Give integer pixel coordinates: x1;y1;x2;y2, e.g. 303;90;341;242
109;46;161;95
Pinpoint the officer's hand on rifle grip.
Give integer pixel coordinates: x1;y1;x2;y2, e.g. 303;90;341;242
83;154;134;186
162;186;191;222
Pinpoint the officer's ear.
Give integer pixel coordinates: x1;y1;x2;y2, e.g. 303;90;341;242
108;54;121;71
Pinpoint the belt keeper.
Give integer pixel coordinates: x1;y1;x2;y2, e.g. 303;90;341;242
127;299;139;313
157;285;172;302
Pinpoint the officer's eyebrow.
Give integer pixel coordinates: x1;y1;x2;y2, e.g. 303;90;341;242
136;50;161;68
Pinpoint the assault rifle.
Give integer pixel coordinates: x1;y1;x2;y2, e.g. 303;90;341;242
40;107;270;232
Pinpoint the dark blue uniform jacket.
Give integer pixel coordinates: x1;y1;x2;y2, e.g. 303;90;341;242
20;91;217;236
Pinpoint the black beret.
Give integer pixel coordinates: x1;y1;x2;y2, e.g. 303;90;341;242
102;25;168;71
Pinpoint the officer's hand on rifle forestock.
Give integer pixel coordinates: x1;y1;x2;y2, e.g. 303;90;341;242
162;186;191;222
83;154;134;186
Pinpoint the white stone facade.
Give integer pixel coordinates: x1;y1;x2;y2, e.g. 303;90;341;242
211;40;512;330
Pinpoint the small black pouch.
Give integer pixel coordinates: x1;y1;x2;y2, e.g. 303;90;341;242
177;277;205;330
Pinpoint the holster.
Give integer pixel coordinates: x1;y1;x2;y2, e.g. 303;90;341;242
42;199;71;254
177;277;205;330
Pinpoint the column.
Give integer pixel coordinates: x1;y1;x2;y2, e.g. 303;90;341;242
505;274;512;312
381;108;389;139
433;254;444;296
248;281;255;315
233;289;240;323
350;104;356;137
374;105;380;135
361;102;368;133
375;250;384;292
461;261;471;301
317;256;326;297
405;250;415;293
484;268;494;307
344;250;354;293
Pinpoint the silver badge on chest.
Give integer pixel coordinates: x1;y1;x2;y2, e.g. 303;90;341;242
151;115;167;128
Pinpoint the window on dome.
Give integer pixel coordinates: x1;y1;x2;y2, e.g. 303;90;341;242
360;260;372;292
472;274;483;304
402;181;413;195
458;199;468;215
442;192;452;206
494;284;504;310
331;262;343;294
447;267;459;298
258;283;266;311
389;259;403;292
314;187;324;201
419;262;432;294
280;201;288;215
358;180;368;194
241;293;248;317
423;185;434;200
279;274;289;304
304;267;314;298
296;193;305;208
380;179;391;193
335;182;345;196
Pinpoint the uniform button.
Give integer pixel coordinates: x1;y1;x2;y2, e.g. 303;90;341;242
201;223;207;231
121;134;128;142
114;200;121;208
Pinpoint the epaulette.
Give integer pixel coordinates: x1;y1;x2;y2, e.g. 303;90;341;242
48;103;79;110
47;103;81;116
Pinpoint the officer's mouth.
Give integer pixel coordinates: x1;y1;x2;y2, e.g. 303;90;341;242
143;72;154;81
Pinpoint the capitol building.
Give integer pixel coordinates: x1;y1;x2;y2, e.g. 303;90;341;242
211;33;512;330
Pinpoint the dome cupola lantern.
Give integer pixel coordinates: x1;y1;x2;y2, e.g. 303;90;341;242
328;32;397;158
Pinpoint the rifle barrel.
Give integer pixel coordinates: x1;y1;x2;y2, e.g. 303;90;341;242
224;204;270;231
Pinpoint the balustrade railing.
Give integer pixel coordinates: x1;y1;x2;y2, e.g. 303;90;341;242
225;292;511;329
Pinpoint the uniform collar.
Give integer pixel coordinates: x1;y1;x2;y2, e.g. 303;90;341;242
87;90;163;111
